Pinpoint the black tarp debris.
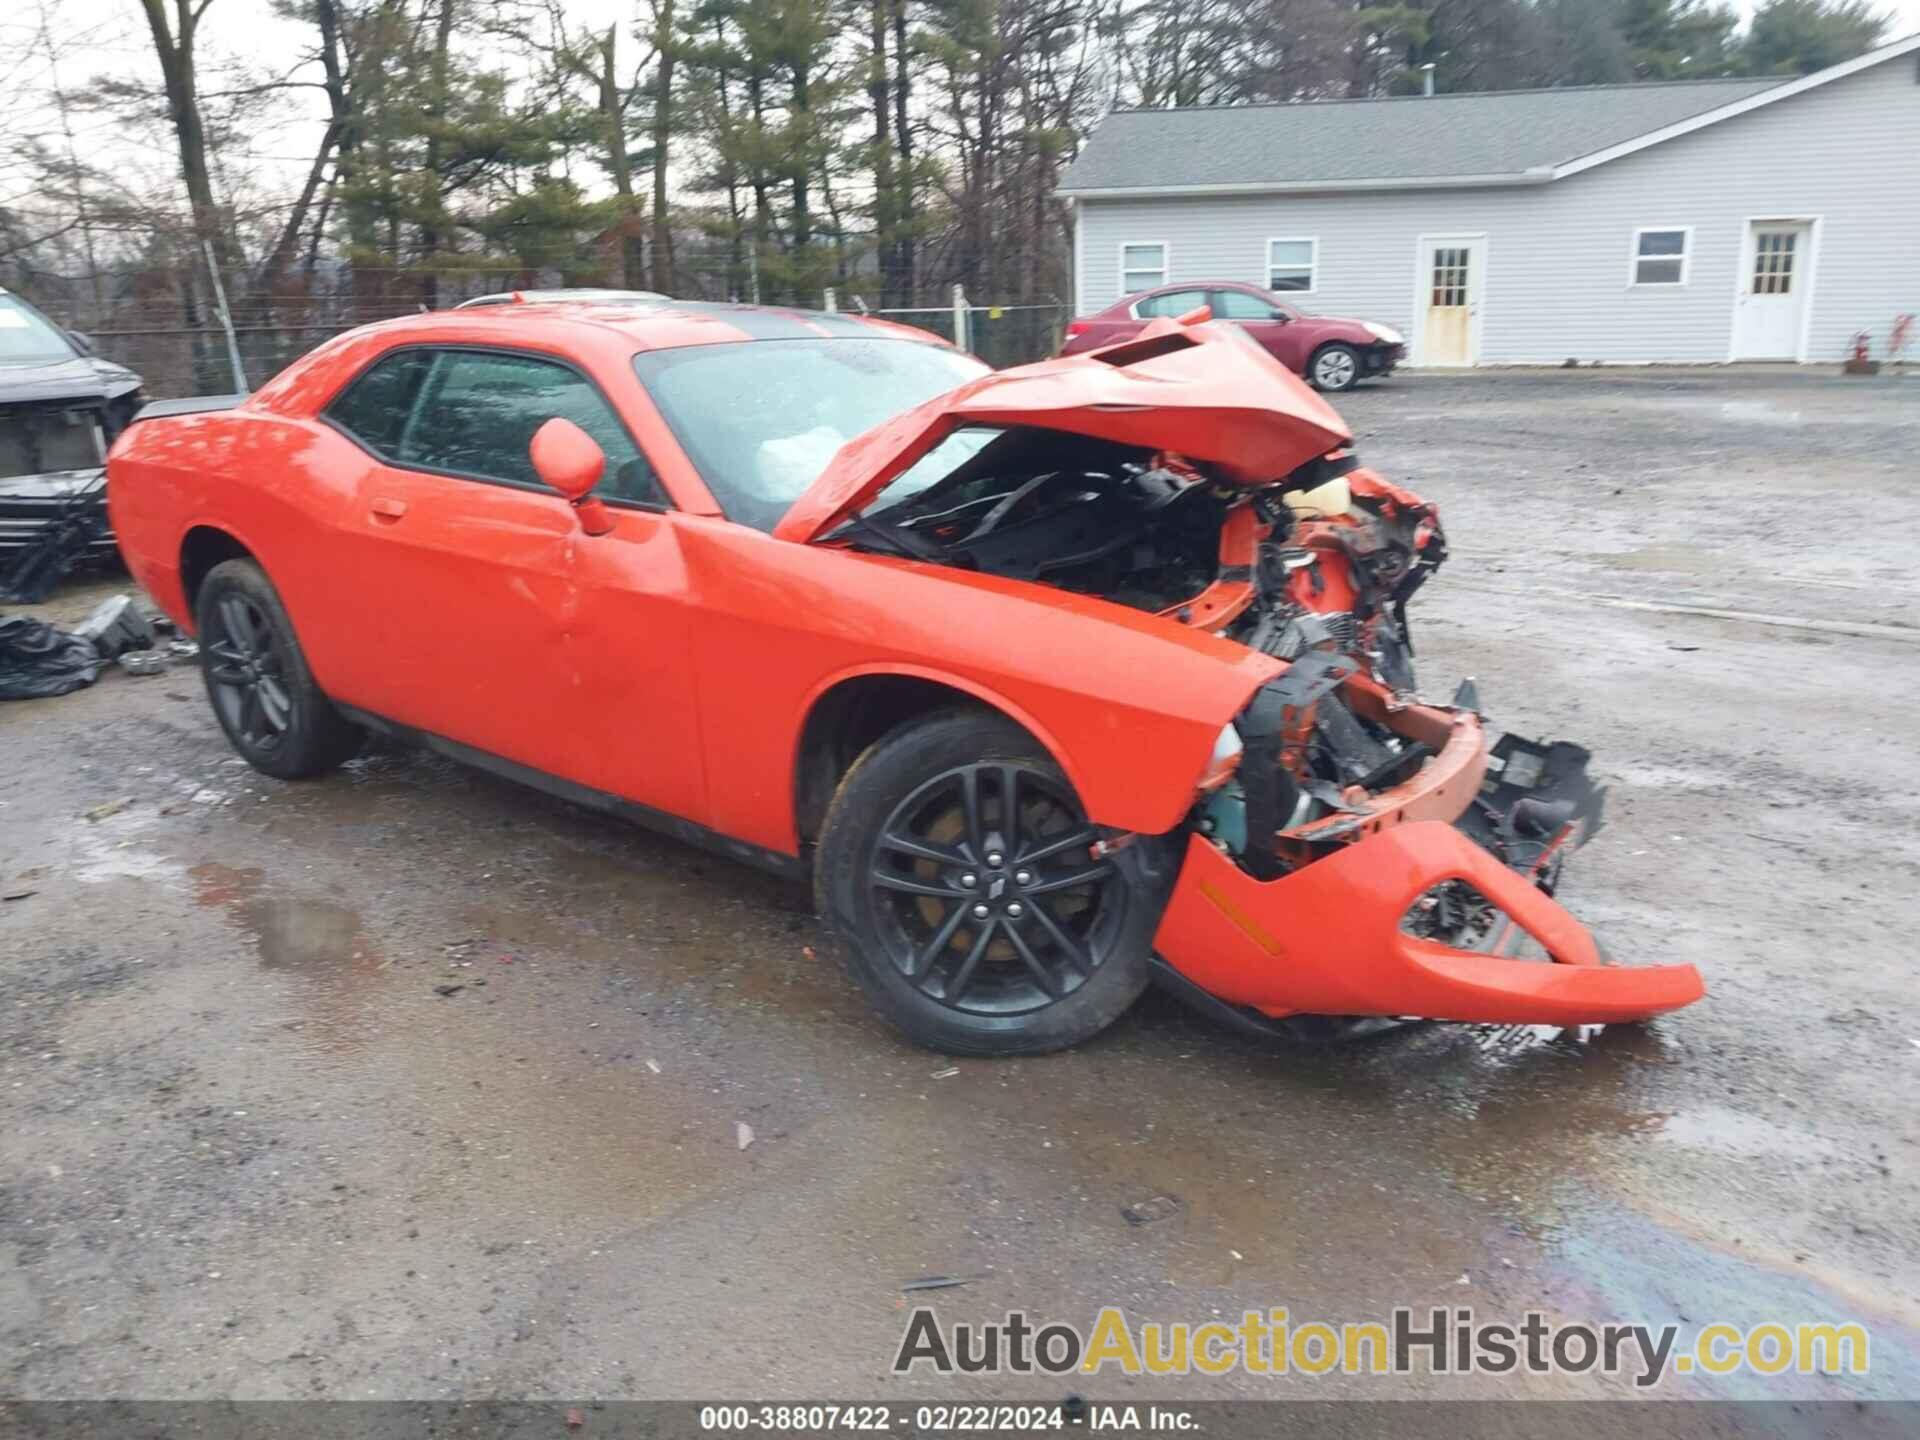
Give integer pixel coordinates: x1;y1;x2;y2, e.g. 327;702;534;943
0;615;102;700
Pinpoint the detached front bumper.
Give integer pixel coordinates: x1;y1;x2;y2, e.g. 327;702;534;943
1154;692;1704;1027
1154;826;1702;1025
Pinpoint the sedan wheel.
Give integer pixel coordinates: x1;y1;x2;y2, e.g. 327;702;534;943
815;709;1169;1055
205;592;294;753
868;762;1121;1016
1310;343;1361;393
195;558;362;780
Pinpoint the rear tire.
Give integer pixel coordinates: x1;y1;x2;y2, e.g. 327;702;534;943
196;558;362;780
815;708;1171;1055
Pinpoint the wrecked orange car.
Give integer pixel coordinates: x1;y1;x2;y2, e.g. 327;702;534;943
105;299;1704;1055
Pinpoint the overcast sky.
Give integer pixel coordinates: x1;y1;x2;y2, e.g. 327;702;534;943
10;0;1920;215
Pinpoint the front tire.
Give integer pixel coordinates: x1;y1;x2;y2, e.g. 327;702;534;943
1309;342;1362;392
815;709;1170;1055
196;558;362;780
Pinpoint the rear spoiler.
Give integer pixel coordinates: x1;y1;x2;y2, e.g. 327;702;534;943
130;394;245;423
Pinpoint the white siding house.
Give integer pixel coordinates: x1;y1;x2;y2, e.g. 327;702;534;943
1059;35;1920;367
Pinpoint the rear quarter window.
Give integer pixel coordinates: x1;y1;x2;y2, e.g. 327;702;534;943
323;350;434;456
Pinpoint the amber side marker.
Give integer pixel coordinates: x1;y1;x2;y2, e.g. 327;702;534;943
1198;880;1289;958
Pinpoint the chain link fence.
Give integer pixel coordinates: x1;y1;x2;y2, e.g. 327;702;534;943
13;260;1070;398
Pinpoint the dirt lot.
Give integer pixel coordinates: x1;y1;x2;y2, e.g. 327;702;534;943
2;368;1917;1417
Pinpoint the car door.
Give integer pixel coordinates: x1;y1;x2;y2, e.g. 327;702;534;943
1208;289;1307;372
319;344;707;823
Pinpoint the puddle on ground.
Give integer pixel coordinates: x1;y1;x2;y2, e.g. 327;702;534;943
1650;1105;1840;1162
190;862;389;1056
1547;1205;1920;1399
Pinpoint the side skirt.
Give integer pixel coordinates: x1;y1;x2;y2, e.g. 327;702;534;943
335;705;808;881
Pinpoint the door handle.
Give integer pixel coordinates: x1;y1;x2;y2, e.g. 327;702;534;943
370;497;408;521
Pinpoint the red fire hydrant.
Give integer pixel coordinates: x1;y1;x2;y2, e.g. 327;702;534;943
1843;330;1879;376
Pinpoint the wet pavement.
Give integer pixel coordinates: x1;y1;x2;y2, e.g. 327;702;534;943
2;369;1917;1414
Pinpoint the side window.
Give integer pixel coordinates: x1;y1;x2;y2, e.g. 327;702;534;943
1210;290;1281;321
329;349;663;505
400;351;662;504
324;350;434;456
1134;289;1208;319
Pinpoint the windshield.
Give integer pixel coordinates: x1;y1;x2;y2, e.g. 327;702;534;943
632;337;989;532
0;294;80;366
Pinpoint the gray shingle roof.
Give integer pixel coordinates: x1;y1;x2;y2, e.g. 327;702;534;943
1057;77;1786;194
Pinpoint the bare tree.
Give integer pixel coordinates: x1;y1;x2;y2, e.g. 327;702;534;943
137;0;235;271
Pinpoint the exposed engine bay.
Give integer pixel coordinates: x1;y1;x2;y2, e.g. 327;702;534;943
849;423;1606;949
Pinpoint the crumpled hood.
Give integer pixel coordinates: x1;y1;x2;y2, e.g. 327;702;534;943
0;355;143;406
773;317;1353;544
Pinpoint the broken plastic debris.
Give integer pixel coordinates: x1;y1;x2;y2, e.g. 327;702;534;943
1120;1195;1182;1226
644;1059;661;1074
83;798;130;822
931;1067;959;1079
118;650;170;676
901;1275;975;1293
736;1122;754;1150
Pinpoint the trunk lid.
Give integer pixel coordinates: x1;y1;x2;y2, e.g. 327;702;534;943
773;318;1353;544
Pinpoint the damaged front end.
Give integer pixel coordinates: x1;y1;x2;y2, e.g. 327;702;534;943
792;314;1703;1035
1151;464;1705;1035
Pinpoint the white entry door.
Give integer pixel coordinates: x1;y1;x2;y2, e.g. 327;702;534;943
1733;221;1813;360
1415;235;1484;366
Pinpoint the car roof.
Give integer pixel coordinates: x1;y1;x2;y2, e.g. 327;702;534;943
453;288;670;308
366;297;948;353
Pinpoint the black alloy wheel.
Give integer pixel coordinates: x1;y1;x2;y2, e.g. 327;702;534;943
866;761;1124;1016
815;708;1169;1055
194;558;362;779
203;590;294;753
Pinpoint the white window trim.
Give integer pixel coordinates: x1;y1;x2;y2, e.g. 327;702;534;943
1117;240;1169;299
1265;236;1319;295
1629;225;1693;288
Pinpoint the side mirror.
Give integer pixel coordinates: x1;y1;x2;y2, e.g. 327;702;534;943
530;417;613;535
67;329;97;355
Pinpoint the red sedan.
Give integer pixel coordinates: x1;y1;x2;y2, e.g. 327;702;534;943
1062;281;1405;392
106;299;1700;1055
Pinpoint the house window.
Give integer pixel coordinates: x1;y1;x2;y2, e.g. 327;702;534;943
1120;242;1167;295
1632;228;1691;286
1267;238;1317;292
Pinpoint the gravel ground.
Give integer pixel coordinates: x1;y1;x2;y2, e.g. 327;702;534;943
1;368;1917;1422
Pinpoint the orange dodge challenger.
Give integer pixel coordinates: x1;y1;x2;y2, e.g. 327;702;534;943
106;298;1703;1055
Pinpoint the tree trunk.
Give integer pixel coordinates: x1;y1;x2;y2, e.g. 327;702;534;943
417;0;457;308
648;1;677;293
890;0;915;302
587;27;644;290
867;0;897;305
260;0;351;292
790;58;812;255
139;0;234;275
